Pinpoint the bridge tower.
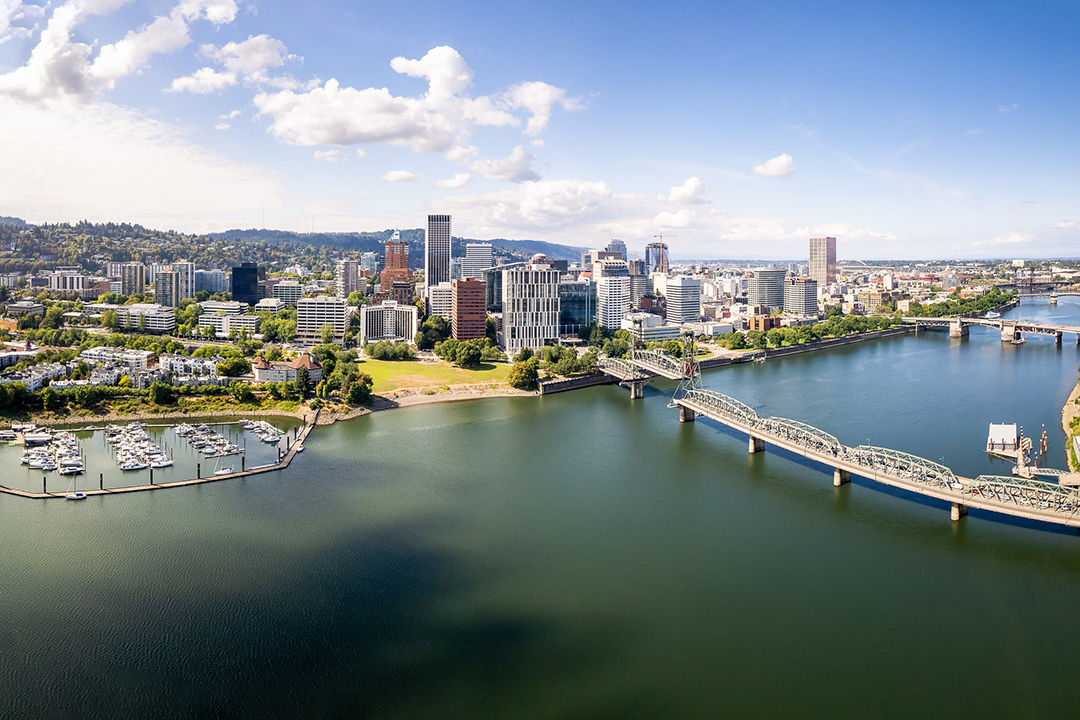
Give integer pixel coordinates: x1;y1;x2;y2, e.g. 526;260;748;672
671;330;702;422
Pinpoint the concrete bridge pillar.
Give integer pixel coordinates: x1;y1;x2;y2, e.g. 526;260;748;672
1001;323;1019;343
679;405;695;423
1055;332;1062;345
629;380;645;399
1050;294;1058;306
949;318;968;337
950;502;967;522
748;435;764;453
833;468;851;487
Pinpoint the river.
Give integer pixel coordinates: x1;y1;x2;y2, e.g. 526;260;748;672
1;298;1079;718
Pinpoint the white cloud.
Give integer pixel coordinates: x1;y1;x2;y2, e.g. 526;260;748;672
213;121;230;130
753;152;796;178
997;103;1020;112
0;1;45;44
0;96;283;226
168;66;235;93
667;176;705;204
389;44;473;98
501;80;583;136
313;149;345;163
436;172;471;189
470;145;538;183
380;169;422;182
653;209;694;228
0;0;239;102
974;232;1031;247
221;108;241;119
1056;220;1076;229
203;33;292;79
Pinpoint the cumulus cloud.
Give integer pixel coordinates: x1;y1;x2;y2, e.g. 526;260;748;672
1;1;45;44
168;66;235;93
436;172;471;189
753;152;796;178
169;33;298;93
470;145;539;183
974;232;1031;247
667;176;705;204
1057;220;1077;229
380;169;422;182
313;149;345;163
253;45;577;170
0;0;239;102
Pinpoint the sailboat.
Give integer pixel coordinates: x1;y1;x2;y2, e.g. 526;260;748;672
65;473;86;501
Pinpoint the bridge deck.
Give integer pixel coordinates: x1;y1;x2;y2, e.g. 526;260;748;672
675;392;1080;529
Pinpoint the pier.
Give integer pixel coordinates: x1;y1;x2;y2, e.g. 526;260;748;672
0;414;318;500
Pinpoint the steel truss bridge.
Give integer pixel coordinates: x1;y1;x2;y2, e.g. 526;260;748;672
902;316;1080;343
672;387;1080;529
598;347;700;398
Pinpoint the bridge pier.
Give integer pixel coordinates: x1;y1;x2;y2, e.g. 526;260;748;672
679;404;695;423
949;319;968;337
1050;295;1058;306
951;502;967;522
1055;331;1062;345
1001;324;1019;343
748;435;764;453
833;468;851;487
629;380;645;399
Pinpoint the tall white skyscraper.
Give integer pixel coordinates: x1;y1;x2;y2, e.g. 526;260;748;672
461;242;494;279
502;259;560;358
665;276;701;323
425;214;451;291
809;236;836;288
596;276;631;330
335;259;359;298
172;261;195;301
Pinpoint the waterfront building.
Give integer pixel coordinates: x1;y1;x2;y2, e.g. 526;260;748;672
665;276;702;323
748;268;787;311
604;238;627;261
120;262;145;296
335;259;360;298
231;262;262;306
427;281;453;320
645;242;669;274
452;278;486;341
425;214;451;291
621;312;681;342
783;276;819;315
809;236;837;288
154;269;180;307
359;300;418;344
502;258;560;357
461;242;494;280
748;315;782;332
158;354;220;377
80;346;154;370
296;296;352;345
596;276;631;330
857;289;885;313
558;279;596;336
252;352;323;384
272;280;303;306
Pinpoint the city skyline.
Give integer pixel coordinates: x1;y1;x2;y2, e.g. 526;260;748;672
0;1;1078;259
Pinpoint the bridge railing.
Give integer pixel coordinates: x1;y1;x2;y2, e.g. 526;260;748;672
970;476;1080;515
629;348;694;378
598;357;650;380
844;445;958;491
683;388;759;425
756;416;843;456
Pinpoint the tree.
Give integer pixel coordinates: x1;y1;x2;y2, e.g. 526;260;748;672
456;342;482;368
320;323;336;345
294;365;310;398
41;386;61;411
101;309;119;329
513;347;534;363
148;382;176;405
346;291;365;306
217;357;252;377
229;381;255;403
508;360;538;390
485;316;498;343
345;372;374;404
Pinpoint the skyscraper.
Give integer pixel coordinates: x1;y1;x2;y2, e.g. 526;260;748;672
604;238;627;261
172;260;195;301
645;242;669;274
461;242;494;280
381;232;412;288
809;236;837;288
154;269;180;307
665;276;701;323
425;214;451;291
335;259;359;298
451;278;486;340
558;279;596;336
783;276;819;315
120;262;145;296
596;276;631;330
748;268;787;311
231;262;261;306
502;258;560;357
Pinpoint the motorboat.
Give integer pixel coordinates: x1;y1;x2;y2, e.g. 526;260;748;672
150;457;174;468
985;311;1001;319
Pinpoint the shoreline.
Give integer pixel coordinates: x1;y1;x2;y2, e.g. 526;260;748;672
1062;380;1080;471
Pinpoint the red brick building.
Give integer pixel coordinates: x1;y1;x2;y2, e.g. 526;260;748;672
451;278;486;340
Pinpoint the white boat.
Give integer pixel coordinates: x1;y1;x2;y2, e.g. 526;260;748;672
213;466;234;476
295;443;304;452
121;460;147;471
150;458;174;468
65;492;87;501
985;311;1001;319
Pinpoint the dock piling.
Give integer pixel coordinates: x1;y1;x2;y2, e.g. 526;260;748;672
99;473;103;490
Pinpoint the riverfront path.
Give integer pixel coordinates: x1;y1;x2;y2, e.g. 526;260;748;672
674;388;1080;529
0;416;318;500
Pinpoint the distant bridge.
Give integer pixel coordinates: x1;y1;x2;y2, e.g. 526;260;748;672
902;316;1080;343
599;345;700;399
1018;292;1080;305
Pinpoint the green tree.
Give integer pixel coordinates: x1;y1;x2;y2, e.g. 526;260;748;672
507;360;539;390
320;322;336;345
513;347;534;363
101;309;119;329
41;386;61;411
148;382;176;405
293;365;310;398
485;316;498;343
229;381;255;403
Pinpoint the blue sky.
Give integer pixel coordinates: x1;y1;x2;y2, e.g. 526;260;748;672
1;0;1077;259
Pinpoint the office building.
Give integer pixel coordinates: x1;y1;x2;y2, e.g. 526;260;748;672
388;281;413;306
48;271;95;299
116;304;176;334
360;252;379;274
382;233;412;287
593;258;629;278
120;262;145;296
596;276;631;330
194;268;227;294
231;262;261;306
198;312;260;338
629;275;652;309
461;242;494;280
604;238;627;261
154;268;181;307
428;281;453;320
296;296;352;345
452;278;486;341
621;312;681;342
172;260;195;301
665;276;701;323
335;259;360;298
809;236;837;288
748;268;787;311
425;214;451;291
272;280;303;306
645;242;669;274
783;276;819;315
359;300;418;344
502;258;560;357
558;279;596;336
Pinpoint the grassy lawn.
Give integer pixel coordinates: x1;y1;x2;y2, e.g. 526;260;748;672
357;358;511;392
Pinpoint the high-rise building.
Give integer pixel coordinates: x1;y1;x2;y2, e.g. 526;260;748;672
502;259;560;357
381;233;412;287
596;276;631;330
593;258;629;278
645;242;669;274
452;278;486;340
154;269;181;307
427;281;453;320
748;268;787;311
629;275;652;309
120;262;145;296
172;260;195;301
783;276;819;315
194;268;227;294
604;238;627;260
809;236;837;288
425;214;451;291
360;252;379;274
389;281;413;306
665;276;701;323
461;242;494;280
558;279;596;336
231;262;261;306
335;259;360;298
360;300;418;344
272;280;303;306
296;296;352;345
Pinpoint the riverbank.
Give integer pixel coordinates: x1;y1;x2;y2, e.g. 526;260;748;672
370;382;535;410
1062;380;1080;470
